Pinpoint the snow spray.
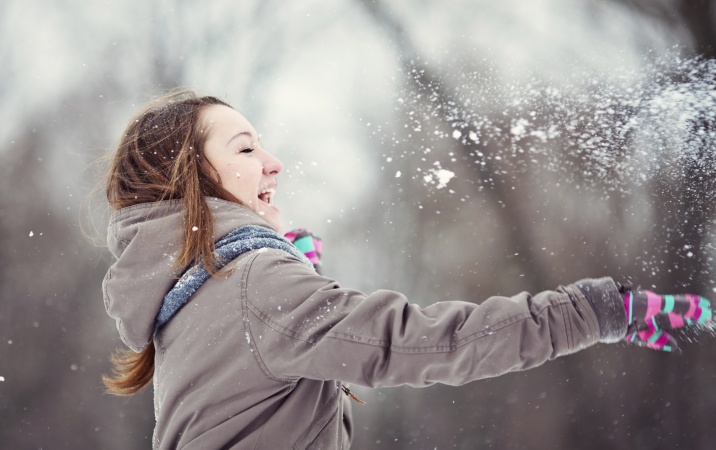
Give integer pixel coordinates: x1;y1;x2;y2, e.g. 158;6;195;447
382;55;716;339
390;56;715;195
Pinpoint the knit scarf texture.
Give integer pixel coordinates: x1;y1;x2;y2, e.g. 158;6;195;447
154;224;312;331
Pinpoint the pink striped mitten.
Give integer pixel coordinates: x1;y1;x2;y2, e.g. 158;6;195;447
624;290;712;353
284;228;323;274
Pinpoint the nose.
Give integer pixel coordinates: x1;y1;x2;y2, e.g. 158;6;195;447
262;149;284;176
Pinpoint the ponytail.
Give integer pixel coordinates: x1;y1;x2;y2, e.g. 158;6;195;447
103;343;156;395
102;90;239;396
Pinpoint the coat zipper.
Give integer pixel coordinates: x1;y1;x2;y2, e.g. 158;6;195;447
341;384;366;405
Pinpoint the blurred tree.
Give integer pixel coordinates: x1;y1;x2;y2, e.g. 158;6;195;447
0;94;156;448
350;1;716;449
617;0;716;58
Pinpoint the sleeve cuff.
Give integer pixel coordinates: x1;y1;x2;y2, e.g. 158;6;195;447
575;277;627;343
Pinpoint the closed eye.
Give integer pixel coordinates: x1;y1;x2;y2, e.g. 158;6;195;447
240;148;255;154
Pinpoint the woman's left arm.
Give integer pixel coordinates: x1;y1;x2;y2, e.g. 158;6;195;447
240;249;627;388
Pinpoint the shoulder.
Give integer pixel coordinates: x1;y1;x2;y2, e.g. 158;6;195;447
242;248;343;311
244;248;336;290
246;247;316;275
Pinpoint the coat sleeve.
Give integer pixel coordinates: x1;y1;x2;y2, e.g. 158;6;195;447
240;249;624;388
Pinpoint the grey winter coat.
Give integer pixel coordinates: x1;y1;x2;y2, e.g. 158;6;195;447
103;197;627;449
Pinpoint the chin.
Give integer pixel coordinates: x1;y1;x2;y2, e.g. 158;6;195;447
260;211;283;233
268;218;284;234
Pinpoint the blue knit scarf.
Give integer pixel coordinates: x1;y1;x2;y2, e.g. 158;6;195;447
154;225;312;330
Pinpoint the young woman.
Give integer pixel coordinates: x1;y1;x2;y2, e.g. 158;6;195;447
101;90;711;449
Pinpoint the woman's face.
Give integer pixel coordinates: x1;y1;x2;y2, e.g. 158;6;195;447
201;105;285;233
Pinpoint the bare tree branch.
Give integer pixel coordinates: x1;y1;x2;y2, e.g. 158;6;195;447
358;0;552;287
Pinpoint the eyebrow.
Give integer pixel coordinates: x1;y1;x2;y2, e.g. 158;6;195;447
226;131;254;147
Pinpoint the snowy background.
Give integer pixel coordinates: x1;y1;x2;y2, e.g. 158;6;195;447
1;0;715;448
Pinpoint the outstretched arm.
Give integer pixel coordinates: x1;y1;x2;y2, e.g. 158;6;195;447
242;250;626;387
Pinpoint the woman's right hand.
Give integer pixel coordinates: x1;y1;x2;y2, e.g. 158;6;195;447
284;228;323;274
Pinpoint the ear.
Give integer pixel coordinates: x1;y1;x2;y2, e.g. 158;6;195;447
199;155;222;186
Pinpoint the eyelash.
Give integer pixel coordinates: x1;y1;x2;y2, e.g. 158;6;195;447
240;148;255;154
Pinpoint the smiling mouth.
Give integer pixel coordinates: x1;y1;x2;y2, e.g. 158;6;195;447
258;187;275;205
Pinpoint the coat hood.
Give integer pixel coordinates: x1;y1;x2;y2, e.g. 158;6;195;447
102;197;272;352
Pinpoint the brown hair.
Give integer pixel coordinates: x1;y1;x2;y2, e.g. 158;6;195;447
102;89;239;396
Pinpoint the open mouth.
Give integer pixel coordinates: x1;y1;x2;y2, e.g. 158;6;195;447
258;187;275;205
